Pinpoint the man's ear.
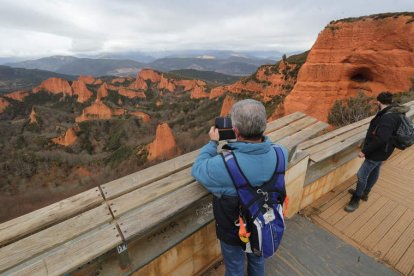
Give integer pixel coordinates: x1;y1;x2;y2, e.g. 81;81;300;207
233;127;240;137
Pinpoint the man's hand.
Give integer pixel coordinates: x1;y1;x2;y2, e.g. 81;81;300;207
209;126;220;142
358;151;365;158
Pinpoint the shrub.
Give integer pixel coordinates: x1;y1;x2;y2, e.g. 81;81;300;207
328;92;375;127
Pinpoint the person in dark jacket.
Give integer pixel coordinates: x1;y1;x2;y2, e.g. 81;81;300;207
345;92;409;212
191;99;288;276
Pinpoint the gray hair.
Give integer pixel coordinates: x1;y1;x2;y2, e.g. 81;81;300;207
230;99;267;139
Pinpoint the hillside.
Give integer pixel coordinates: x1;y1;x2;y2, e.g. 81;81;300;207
0;71;224;222
7;55;275;77
0;66;76;93
168;69;241;85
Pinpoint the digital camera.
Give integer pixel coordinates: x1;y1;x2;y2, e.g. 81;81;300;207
215;117;236;140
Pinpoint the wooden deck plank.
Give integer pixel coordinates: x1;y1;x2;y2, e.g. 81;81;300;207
267;117;318;142
44;223;122;276
101;149;200;200
0;205;112;273
297;116;371;151
109;168;194;217
373;209;414;259
0;187;103;247
384;220;414;266
264;112;306;134
302;125;367;156
318;191;351;220
334;193;381;230
362;205;407;252
395;240;414;275
118;182;208;240
310;131;366;163
352;200;398;244
277;121;329;151
342;196;389;237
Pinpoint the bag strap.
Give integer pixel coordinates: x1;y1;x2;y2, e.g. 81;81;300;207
221;145;286;205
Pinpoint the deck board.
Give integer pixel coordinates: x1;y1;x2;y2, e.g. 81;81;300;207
305;146;414;275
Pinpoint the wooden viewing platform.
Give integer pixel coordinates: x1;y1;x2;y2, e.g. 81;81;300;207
0;100;413;276
304;146;414;275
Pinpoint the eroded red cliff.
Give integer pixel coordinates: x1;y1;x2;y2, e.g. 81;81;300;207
72;80;93;103
147;123;179;161
0;98;10;113
284;15;414;122
52;127;78;146
33;77;73;96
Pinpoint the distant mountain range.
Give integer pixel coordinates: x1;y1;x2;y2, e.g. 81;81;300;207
0;65;76;93
4;51;281;77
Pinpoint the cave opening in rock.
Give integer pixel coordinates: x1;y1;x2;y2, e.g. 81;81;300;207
349;68;373;83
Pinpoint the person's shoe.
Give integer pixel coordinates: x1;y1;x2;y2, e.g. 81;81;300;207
348;188;368;201
344;195;360;212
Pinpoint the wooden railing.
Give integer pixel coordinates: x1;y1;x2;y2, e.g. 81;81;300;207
1;100;413;276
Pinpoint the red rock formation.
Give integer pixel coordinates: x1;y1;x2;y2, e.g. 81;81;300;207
209;86;227;99
97;83;109;100
73;166;92;177
79;75;95;85
52;127;78;146
75;100;113;122
33;77;73;96
0;98;10;113
190;85;210;99
118;88;146;99
29;107;38;124
94;79;103;85
130;111;151;122
72;80;93;103
220;95;236;116
209;61;296;101
113;108;126;116
130;77;148;90
147;123;179;161
111;77;127;84
284;15;414;122
158;75;176;92
138;69;162;83
4;90;29;102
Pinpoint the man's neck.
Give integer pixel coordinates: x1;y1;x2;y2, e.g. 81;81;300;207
237;137;263;143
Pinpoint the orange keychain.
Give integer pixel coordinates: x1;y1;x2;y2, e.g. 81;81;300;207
238;216;251;243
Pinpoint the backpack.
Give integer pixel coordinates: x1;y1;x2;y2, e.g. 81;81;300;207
222;145;286;258
390;115;414;150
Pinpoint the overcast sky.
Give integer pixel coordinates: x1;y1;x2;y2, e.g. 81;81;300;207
0;0;413;58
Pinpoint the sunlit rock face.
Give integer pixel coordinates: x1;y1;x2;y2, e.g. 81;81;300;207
284;15;414;122
147;123;179;161
33;77;73;96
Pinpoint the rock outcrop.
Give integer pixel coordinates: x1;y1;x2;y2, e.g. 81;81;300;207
130;111;151;122
4;90;29;102
209;60;298;102
72;80;93;103
118;88;146;99
75;100;113;122
97;83;109;100
29;107;38;124
131;68;209;97
284;14;414;122
147;123;179;161
52;127;78;146
0;98;10;113
220;95;235;116
79;75;95;85
33;77;73;96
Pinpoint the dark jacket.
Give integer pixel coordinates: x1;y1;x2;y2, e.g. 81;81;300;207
362;104;409;161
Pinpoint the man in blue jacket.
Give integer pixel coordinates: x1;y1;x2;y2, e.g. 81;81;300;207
192;99;288;276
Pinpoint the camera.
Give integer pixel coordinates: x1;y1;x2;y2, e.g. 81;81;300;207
215;117;236;140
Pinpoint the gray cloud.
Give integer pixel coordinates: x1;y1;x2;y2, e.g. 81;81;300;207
0;0;413;57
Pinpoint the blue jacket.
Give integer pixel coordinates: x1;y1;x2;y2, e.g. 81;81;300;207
191;137;289;196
